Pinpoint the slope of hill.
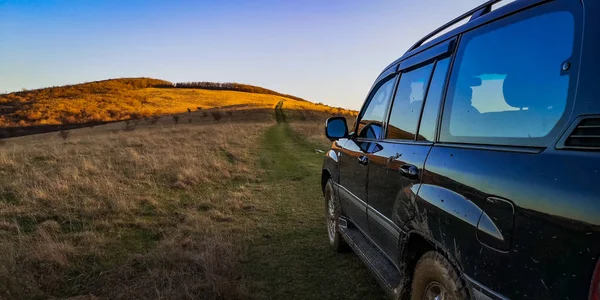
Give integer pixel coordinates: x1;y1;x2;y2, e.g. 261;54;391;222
0;78;355;128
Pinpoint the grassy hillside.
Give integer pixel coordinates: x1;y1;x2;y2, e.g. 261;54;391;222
0;108;380;299
0;78;356;127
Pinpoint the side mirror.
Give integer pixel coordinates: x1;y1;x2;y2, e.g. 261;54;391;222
325;117;348;141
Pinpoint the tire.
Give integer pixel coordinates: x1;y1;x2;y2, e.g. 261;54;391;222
410;251;469;300
324;179;348;252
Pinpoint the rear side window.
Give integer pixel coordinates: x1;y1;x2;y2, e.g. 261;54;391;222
440;9;577;147
386;63;434;140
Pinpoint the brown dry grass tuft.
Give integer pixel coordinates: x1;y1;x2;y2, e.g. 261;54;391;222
0;119;270;299
288;121;335;147
98;219;248;299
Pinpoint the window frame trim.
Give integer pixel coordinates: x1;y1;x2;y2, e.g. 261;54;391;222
415;60;440;142
383;38;457;143
412;55;455;143
433;47;461;143
400;38;456;72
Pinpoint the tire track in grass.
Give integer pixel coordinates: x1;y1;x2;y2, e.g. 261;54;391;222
243;123;383;299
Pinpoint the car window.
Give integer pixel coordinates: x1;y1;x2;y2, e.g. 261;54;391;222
418;57;451;141
357;77;395;139
440;10;576;147
386;63;434;140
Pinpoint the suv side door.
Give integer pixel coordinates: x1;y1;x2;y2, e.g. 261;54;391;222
367;43;453;266
338;74;396;232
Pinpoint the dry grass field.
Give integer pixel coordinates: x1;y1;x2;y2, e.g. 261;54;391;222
0;106;382;299
0;119;266;299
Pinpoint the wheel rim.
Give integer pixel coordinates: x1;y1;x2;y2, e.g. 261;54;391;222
326;189;336;242
423;281;450;300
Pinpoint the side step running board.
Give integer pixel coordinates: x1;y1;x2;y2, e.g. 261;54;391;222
339;222;402;296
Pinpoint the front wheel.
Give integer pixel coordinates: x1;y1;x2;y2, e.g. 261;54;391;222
410;251;469;300
324;179;348;252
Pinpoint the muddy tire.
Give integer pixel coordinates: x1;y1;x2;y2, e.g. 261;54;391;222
324;179;349;252
410;251;469;300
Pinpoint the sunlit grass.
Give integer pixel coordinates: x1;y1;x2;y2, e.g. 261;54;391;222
0;79;356;127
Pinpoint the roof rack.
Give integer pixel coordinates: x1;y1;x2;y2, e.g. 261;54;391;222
407;0;503;52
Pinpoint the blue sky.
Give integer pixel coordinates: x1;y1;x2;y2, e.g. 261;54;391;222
0;0;484;110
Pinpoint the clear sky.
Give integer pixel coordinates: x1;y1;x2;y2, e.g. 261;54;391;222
0;0;484;110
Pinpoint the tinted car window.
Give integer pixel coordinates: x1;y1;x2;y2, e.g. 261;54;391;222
418;57;451;141
357;77;395;139
386;63;434;140
440;11;575;146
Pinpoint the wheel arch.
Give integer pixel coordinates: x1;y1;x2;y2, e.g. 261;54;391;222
397;230;472;299
321;149;340;193
321;169;332;193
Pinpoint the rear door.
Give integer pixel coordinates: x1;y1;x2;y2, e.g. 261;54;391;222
367;46;453;265
338;75;396;232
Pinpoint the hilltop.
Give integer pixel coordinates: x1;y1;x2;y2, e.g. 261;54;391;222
0;78;355;128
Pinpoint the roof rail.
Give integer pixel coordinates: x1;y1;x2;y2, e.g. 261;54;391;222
407;0;502;52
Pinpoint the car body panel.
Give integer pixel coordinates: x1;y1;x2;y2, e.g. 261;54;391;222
421;145;600;299
338;138;370;231
366;141;431;266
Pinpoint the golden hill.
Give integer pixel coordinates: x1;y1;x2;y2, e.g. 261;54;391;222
0;78;355;127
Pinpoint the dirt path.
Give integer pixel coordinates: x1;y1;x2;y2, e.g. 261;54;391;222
242;124;384;299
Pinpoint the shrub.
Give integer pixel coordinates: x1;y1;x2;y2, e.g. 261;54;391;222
211;110;223;122
299;111;307;121
150;115;160;124
172;115;180;124
58;130;69;141
187;108;191;113
123;120;136;131
196;107;202;111
130;112;143;120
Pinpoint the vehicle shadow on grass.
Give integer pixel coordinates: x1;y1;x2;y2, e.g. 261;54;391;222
242;124;384;300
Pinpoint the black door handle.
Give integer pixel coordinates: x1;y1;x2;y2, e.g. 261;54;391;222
399;164;419;179
358;155;369;166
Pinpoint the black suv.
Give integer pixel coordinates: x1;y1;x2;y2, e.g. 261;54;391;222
321;0;600;299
